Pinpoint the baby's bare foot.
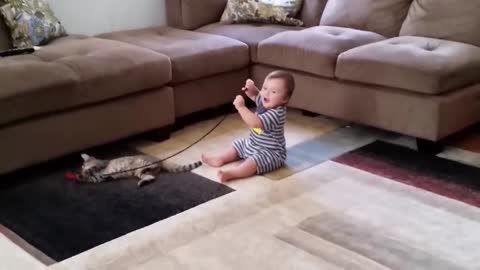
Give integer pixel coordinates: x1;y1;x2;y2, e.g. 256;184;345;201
201;154;224;167
217;170;231;182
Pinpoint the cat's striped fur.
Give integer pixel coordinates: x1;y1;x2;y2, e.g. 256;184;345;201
79;153;202;187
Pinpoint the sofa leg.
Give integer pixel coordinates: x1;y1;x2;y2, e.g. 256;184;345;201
172;119;186;132
148;125;172;142
301;110;319;117
416;138;444;155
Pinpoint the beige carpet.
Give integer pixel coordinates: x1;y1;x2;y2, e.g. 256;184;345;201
5;110;480;269
49;161;480;270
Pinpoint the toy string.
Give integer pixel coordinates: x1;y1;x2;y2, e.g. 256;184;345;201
101;114;229;176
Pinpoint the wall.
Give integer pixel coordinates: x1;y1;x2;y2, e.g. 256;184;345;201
48;0;166;36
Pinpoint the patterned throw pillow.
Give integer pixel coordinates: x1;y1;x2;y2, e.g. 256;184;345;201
0;0;66;48
220;0;305;27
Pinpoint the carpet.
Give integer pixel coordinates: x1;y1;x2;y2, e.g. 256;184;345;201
264;127;376;180
55;161;480;270
334;140;480;207
0;145;234;264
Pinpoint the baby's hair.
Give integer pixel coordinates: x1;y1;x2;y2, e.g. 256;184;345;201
266;70;295;98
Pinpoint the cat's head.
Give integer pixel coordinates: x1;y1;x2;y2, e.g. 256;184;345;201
79;153;107;179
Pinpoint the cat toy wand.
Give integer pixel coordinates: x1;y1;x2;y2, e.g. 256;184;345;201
65;113;230;181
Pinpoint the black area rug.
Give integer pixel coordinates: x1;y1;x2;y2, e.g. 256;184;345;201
0;145;234;262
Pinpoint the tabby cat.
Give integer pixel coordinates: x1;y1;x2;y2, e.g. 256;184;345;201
79;153;202;187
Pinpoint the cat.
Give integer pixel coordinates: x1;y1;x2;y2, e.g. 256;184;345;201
79;153;202;187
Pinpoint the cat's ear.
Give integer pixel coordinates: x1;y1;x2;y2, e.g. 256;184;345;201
81;153;90;161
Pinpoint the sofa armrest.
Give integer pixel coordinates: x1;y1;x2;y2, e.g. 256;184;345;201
166;0;227;30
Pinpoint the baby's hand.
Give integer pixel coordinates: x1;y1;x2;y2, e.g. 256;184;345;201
242;79;258;92
233;95;245;108
244;79;255;90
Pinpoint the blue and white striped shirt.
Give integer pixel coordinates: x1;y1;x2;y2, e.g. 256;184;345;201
250;95;287;158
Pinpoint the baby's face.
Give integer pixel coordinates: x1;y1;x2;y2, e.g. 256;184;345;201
260;78;289;109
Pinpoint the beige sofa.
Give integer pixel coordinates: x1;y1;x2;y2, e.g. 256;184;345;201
0;23;175;174
1;0;479;174
160;0;480;147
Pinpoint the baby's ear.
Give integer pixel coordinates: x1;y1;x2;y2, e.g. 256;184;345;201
81;153;90;161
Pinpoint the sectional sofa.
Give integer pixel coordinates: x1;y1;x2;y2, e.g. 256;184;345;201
1;0;479;174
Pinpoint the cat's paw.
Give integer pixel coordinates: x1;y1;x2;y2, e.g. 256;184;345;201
137;177;155;188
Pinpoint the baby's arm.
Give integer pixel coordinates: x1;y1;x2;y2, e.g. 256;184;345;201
242;79;259;101
233;96;262;129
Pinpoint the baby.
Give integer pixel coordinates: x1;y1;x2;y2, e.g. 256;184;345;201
202;70;295;182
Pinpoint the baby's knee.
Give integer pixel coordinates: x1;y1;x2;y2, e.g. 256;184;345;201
253;155;284;175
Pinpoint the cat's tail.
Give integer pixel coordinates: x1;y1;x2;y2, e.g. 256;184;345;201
164;161;202;173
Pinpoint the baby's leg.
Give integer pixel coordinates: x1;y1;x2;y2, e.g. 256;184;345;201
202;146;239;167
218;158;257;182
219;149;284;182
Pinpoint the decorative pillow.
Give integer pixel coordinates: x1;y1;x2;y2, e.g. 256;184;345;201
320;0;412;38
0;0;66;48
400;0;480;47
220;0;305;27
0;17;11;50
0;0;12;50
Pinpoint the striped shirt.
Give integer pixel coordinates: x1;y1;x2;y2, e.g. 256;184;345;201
250;95;287;159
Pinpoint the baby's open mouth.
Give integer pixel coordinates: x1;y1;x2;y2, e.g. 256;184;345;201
263;97;269;103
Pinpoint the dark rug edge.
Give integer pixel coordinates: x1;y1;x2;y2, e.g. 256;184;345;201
333;140;480;208
0;143;235;262
1;224;56;266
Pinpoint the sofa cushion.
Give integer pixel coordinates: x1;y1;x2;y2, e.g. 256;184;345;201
298;0;328;27
257;26;384;78
336;36;480;95
320;0;412;38
0;37;171;126
166;0;227;30
98;26;249;84
400;0;480;47
44;33;89;45
196;23;302;62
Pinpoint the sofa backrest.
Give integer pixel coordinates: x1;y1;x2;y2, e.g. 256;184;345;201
0;0;11;51
166;0;227;30
166;0;328;29
400;0;480;47
298;0;328;27
319;0;413;37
